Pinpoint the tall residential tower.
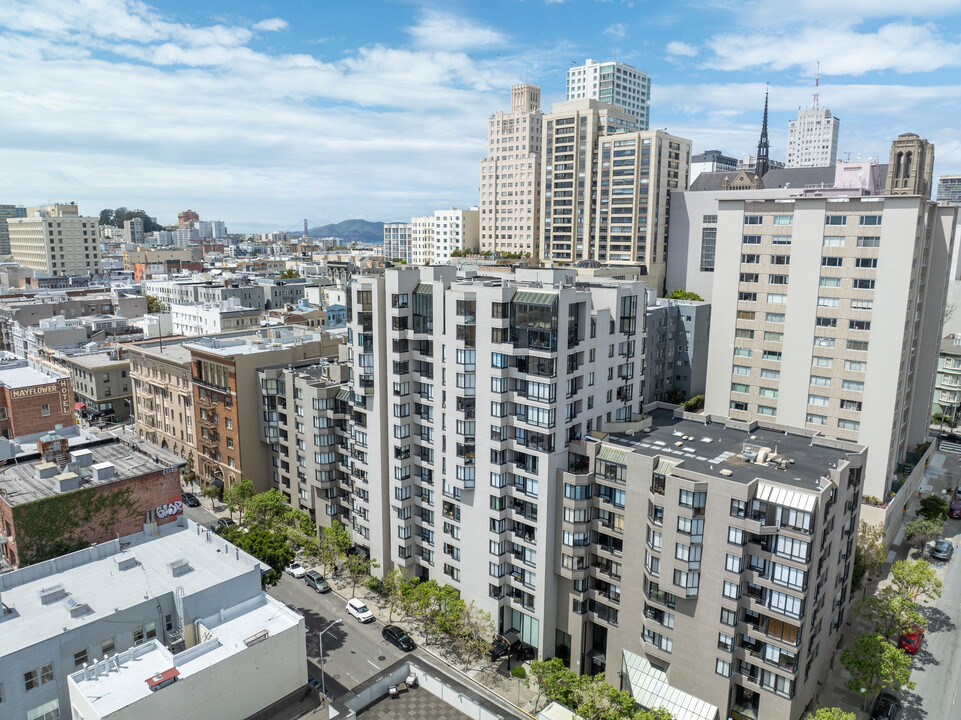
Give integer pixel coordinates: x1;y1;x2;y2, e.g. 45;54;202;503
566;58;651;129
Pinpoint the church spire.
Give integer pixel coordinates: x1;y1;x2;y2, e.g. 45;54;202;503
756;83;770;177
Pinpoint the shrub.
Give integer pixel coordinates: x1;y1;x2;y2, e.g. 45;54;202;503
510;665;527;679
681;395;704;412
919;495;949;521
366;577;383;594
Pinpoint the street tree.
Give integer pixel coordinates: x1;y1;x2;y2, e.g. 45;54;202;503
451;601;494;668
529;658;581;711
856;588;926;639
889;558;943;604
181;455;197;489
381;568;407;622
853;521;886;589
201;482;221;509
634;709;675;720
317;522;351;575
223;478;255;521
806;709;855;720
575;677;638;720
918;495;949;521
345;553;379;596
244;488;290;530
840;633;914;709
903;517;944;551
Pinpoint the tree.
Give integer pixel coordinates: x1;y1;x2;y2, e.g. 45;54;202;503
279;268;301;279
181;455;197;490
201;482;221;509
219;524;293;586
853;521;886;589
345;553;379;596
529;658;581;711
398;575;423;619
574;677;638;720
918;495;949;521
903;517;944;551
223;478;255;521
634;710;675;720
145;295;165;314
381;567;407;622
840;633;914;709
856;590;925;640
244;488;290;530
451;601;494;668
889;558;943;604
391;258;408;264
806;709;856;720
317;522;351;575
667;288;704;301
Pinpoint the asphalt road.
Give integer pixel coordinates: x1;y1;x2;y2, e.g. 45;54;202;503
901;515;961;720
268;572;410;699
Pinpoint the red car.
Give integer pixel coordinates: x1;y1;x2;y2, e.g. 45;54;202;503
950;501;961;519
898;626;924;654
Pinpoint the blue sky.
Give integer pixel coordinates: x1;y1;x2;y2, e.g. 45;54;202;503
2;0;961;232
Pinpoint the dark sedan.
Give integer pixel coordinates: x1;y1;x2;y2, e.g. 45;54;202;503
217;517;236;529
181;492;201;507
950;500;961;519
871;692;901;720
382;624;415;651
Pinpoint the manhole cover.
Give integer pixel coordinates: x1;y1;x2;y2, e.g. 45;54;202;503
378;656;386;661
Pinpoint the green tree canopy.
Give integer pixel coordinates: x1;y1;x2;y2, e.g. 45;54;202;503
903;517;944;550
853;521;886;589
145;295;165;314
667;288;704;301
806;708;856;720
218;524;293;586
279;268;301;279
223;478;255;521
317;522;352;574
840;633;914;707
100;207;163;232
918;495;949;521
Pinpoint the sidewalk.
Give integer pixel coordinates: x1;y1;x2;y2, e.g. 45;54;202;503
816;449;958;717
317;567;539;718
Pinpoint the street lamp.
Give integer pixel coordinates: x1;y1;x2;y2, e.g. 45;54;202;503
318;619;342;700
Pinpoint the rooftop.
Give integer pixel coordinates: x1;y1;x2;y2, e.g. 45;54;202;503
0;437;182;506
67;352;127;370
184;327;323;357
604;407;863;493
0;518;263;658
0;363;66;388
68;594;301;717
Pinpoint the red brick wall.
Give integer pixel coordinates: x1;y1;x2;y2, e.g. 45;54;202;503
8;465;184;567
0;377;75;438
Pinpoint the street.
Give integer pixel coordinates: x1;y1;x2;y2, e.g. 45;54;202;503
901;514;961;720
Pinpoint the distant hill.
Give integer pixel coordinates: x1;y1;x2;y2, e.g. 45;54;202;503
303;219;385;245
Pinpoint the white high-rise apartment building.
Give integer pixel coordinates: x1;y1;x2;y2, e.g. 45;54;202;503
410;208;479;265
538;100;690;291
346;266;649;651
480;84;543;255
703;145;956;499
566;58;651;130
8;204;101;277
786;107;839;168
384;223;412;264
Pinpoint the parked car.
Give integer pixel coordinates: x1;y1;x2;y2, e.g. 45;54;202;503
951;500;961;519
305;570;330;593
954;486;961;502
870;692;902;720
382;624;415;651
932;538;954;561
217;518;236;529
346;598;374;623
898;626;924;654
490;636;511;661
181;492;200;507
285;562;307;579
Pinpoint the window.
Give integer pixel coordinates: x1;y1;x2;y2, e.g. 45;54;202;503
808;395;829;407
817;297;840;308
723;581;740;599
851;299;873;310
765;312;785;323
821;256;843;267
839;419;861;431
491;352;509;368
814;336;835;348
847;340;869;352
845;360;865;372
730;401;748;412
734;347;753;357
806;413;827;425
819;276;841;288
822;235;845;246
73;649;88;667
744;215;763;225
730;500;746;518
768;589;803;618
731;383;749;394
758;387;778;398
813;356;833;368
770;255;790;265
766;294;787;304
742;235;761;244
761;369;780;380
772;562;806;590
739;292;758;302
825;216;847;226
775;535;809;562
700;227;717;272
848;320;871;331
133;622;156;646
725;554;743;573
762;350;782;361
740;273;759;283
26;700;60;720
773;215;793;225
733;365;751;376
855;257;878;269
102;638;115;656
720;607;738;626
815;317;837;328
718;632;734;651
41;404;50;417
716;658;732;677
810;375;832;387
24;663;54;691
772;235;792;245
763;331;783;342
853;278;876;289
768;274;788;285
859;215;882;226
741;254;760;264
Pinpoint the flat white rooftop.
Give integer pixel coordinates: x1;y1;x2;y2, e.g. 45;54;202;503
69;594;301;717
0;519;264;659
0;365;66;388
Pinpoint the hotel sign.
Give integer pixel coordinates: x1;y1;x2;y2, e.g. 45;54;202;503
9;385;57;399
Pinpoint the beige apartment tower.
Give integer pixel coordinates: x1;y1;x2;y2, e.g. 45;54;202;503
8;203;101;277
537;100;690;291
480;84;543;256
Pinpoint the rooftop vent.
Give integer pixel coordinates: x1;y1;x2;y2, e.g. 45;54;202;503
115;554;138;571
719;469;734;477
91;462;115;481
39;584;67;605
35;462;59;480
53;472;80;493
169;558;192;577
70;449;94;468
63;596;91;618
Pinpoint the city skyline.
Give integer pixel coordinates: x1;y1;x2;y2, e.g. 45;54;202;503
2;0;961;231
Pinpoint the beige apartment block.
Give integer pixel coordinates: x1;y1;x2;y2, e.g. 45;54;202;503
410;208;479;265
704;189;956;499
537;100;690;291
129;338;195;459
480;84;543;256
8;210;101;277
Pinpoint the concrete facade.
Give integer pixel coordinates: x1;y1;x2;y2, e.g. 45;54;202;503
129;339;195;459
170;300;262;336
785;107;839;168
384;223;412;265
643;296;711;404
410;209;480;265
8;212;102;277
566;58;651;129
480;84;542;256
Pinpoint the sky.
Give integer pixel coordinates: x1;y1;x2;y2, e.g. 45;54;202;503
2;0;961;233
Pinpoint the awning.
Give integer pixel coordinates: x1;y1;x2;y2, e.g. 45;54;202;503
756;482;816;512
622;650;719;720
336;388;352;401
655;458;677;476
512;291;557;305
597;445;629;465
413;283;433;294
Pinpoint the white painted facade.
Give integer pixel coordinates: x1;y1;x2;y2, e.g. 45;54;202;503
170;299;261;336
786;107;839;168
566;58;651;129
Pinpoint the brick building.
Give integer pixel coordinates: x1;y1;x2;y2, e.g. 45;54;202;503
0;360;73;438
0;431;185;569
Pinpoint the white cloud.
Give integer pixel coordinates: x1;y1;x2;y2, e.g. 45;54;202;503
665;41;697;57
736;0;961;24
407;10;506;51
604;23;626;40
707;22;961;75
252;17;288;32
